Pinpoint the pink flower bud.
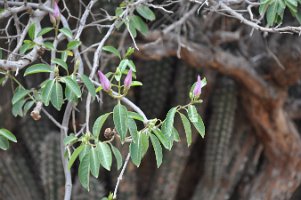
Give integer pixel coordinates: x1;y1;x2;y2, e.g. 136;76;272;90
124;69;132;89
193;75;202;97
98;70;111;91
49;1;60;24
53;1;60;20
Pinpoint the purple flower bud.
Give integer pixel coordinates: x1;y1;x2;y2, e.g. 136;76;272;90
193;75;202;97
124;69;132;89
98;70;111;91
53;1;60;20
49;1;60;24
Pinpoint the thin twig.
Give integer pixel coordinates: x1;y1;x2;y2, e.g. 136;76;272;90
60;102;73;200
113;152;131;199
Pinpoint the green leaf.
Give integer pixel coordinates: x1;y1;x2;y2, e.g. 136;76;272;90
136;5;156;21
51;81;64;110
130;134;142;167
102;46;121;59
24;64;52;76
43;42;55;50
65;82;77;102
0;129;17;143
128;111;144;122
179;113;192;146
92;113;111;139
80;74;96;98
152;128;170;150
68;144;84;169
150;134;162;167
12;99;26;117
130;132;149;167
20;43;34;54
118;59;130;72
141;132;149;157
42;79;55;106
90;147;101;178
110;144;123;170
125;47;135;58
115;7;123;17
187;105;205;138
266;2;278;26
172;127;180;142
52;58;68;71
95;86;103;93
28;23;36;40
128;118;138;143
79;153;91;190
130;15;148;36
63;134;77;145
62;76;81;98
0;136;9;150
59;27;73;39
79;145;91;161
113;104;128;142
12;86;29;104
161;107;177;137
127;21;137;38
37;27;53;37
23;100;35;115
61;51;68;62
67;40;81;50
131;81;143;87
97;142;112;171
187;105;198;122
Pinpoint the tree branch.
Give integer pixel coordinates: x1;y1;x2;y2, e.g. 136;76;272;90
136;32;275;99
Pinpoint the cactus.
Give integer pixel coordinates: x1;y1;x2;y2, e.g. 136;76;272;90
72;176;106;200
20;117;53;167
137;58;174;118
191;77;237;200
0;149;43;200
40;132;65;200
204;77;237;183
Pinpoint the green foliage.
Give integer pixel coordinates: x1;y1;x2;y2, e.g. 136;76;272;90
150;134;163;167
136;5;156;21
28;23;36;40
52;58;68;72
37;27;53;37
260;0;301;25
67;40;81;50
102;46;121;59
113;104;128;142
24;63;52;76
62;76;82;98
162;107;177;137
0;128;17;150
92;113;112;139
59;27;73;39
3;6;206;193
187;105;205;138
110;144;123;170
179;113;192;146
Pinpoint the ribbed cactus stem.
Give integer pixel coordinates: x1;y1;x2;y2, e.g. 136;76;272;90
0;150;43;200
138;58;174;118
204;77;237;183
72;176;106;200
40;132;65;200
